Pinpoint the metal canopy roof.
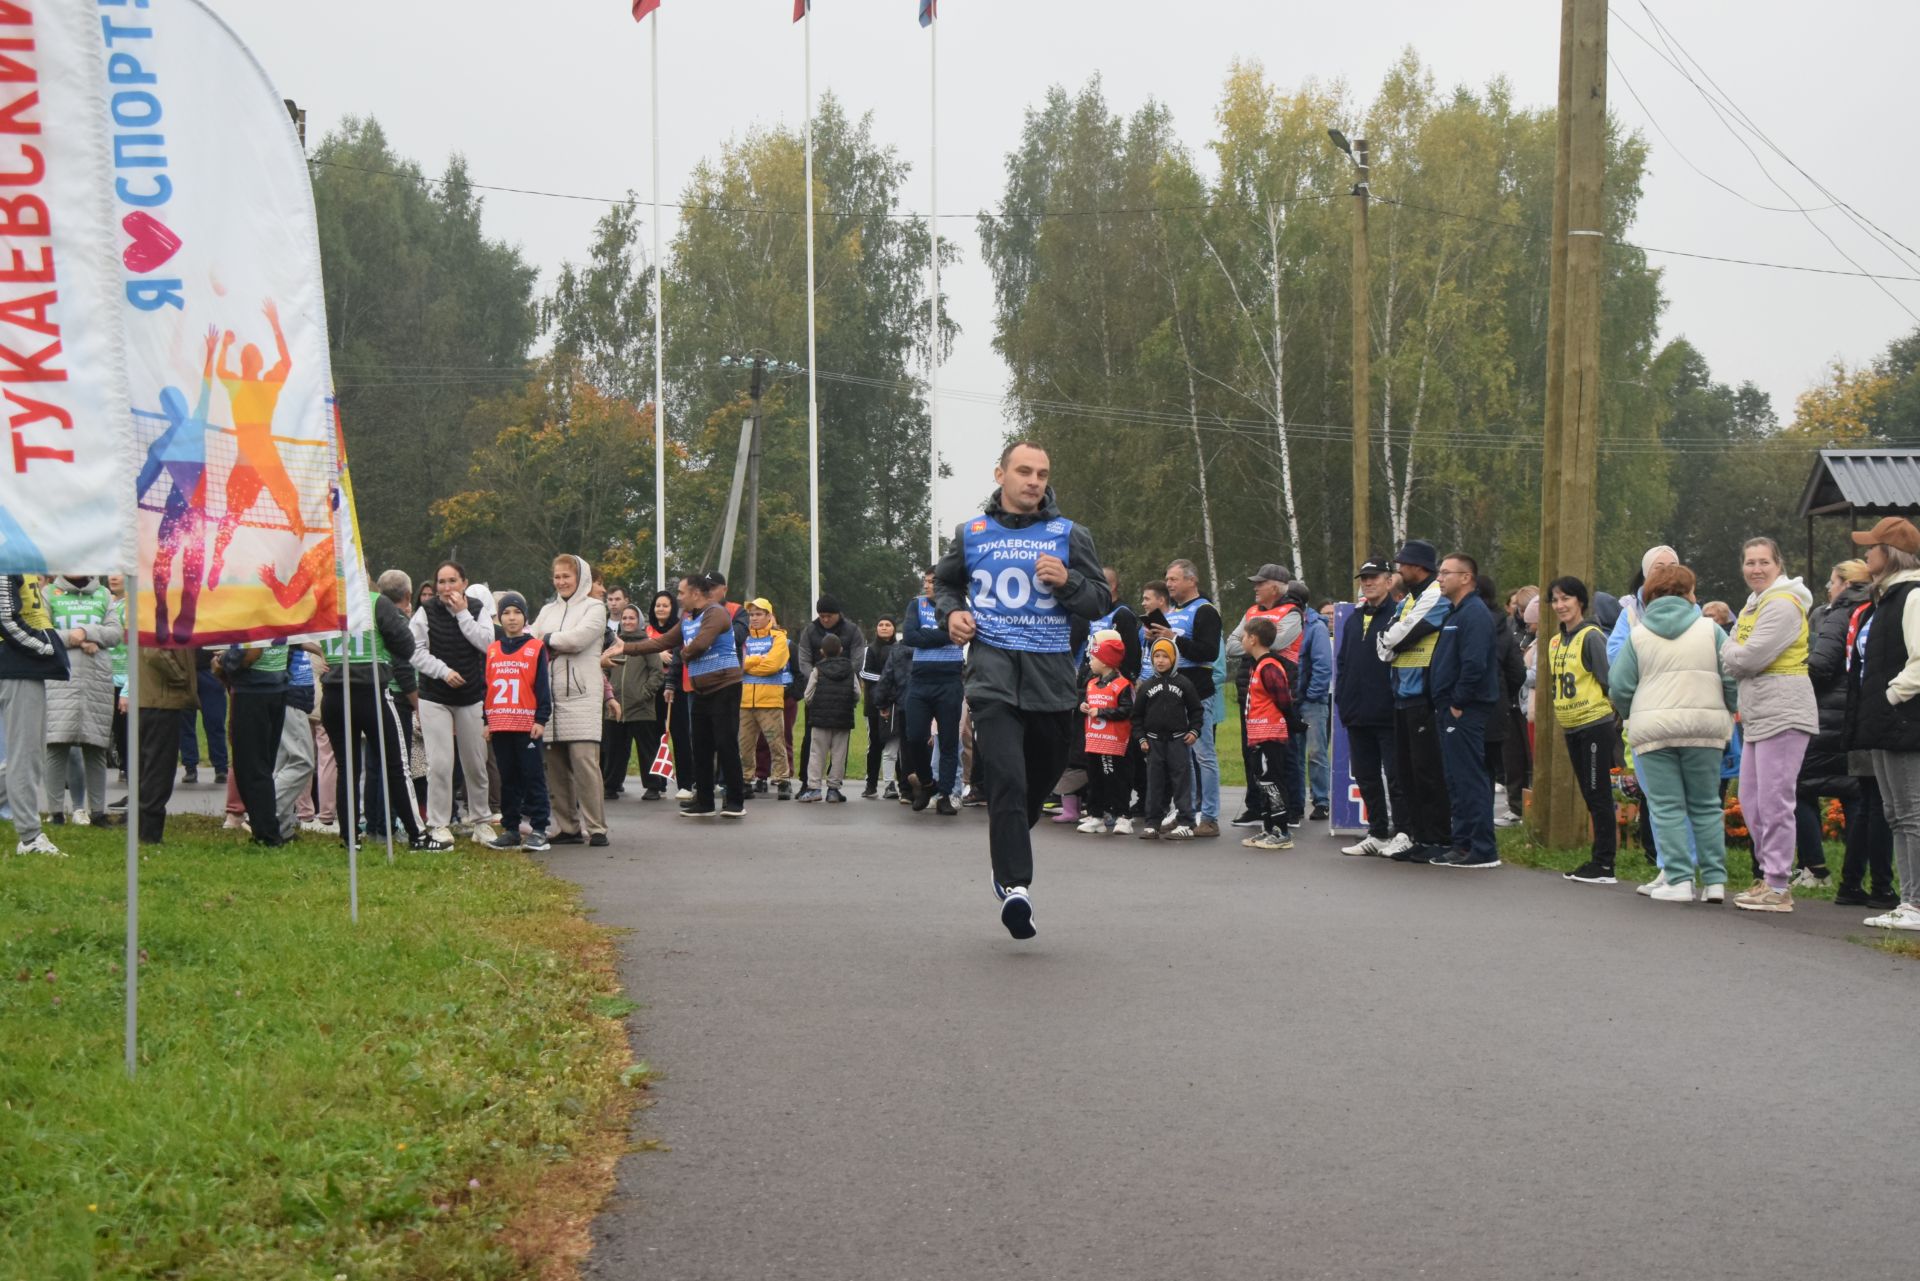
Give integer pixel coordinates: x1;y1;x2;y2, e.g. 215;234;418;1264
1798;449;1920;519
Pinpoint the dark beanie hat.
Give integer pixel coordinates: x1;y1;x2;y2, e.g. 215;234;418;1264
496;591;528;616
817;594;843;615
1393;539;1439;573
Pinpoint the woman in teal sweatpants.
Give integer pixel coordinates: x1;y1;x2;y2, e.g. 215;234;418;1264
1609;565;1739;902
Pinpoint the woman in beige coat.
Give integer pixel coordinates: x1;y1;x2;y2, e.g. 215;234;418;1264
533;555;611;845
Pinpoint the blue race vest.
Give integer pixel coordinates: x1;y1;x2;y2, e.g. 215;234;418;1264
961;514;1073;654
912;596;964;664
742;632;791;685
1164;596;1214;671
682;608;740;680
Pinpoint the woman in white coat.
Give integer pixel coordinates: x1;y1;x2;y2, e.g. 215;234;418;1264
44;576;123;823
534;555;611;845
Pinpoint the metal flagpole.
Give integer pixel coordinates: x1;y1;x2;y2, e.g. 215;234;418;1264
927;6;941;564
804;9;821;608
339;628;359;923
123;574;141;1078
651;13;668;594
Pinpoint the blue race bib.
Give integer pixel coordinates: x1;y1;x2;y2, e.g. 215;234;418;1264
742;633;791;685
1164;596;1213;671
912;596;965;664
961;515;1073;654
682;609;739;679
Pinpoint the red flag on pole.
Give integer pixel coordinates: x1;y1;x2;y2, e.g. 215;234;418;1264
633;0;660;19
650;735;676;785
793;0;810;21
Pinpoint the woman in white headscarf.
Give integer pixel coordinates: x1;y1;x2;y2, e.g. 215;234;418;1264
533;554;612;846
1606;545;1678;665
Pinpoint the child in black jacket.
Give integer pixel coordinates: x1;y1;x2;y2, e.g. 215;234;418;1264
1134;638;1204;839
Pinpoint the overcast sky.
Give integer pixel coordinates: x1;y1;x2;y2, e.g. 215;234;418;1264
224;0;1920;537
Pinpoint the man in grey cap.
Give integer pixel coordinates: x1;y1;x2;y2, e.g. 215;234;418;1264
1226;564;1303;827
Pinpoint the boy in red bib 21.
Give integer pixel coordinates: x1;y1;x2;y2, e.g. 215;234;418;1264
1078;632;1135;834
1241;616;1295;850
485;591;553;852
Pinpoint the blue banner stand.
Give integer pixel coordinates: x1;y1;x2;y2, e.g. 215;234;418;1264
1328;601;1370;838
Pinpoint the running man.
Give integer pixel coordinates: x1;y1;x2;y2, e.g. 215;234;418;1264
135;328;219;643
209;299;308;590
934;441;1109;939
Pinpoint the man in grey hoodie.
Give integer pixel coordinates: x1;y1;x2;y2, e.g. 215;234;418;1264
934;442;1110;940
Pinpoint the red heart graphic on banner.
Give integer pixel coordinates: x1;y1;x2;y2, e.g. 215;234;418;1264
122;210;181;274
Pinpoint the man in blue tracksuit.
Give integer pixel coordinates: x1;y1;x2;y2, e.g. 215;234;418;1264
1373;539;1453;862
900;568;966;814
1427;551;1502;869
1290;581;1333;820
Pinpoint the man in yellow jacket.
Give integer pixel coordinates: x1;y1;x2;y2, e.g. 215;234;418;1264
738;598;794;799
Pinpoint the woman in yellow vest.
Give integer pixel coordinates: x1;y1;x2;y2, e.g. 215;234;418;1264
1545;576;1620;884
1719;537;1820;913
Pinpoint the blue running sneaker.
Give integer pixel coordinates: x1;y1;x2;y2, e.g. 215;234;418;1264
997;883;1036;940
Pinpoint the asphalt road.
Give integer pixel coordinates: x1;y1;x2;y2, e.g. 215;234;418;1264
543;793;1915;1280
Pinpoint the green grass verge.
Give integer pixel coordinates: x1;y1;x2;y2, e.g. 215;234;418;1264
1;817;638;1280
1496;823;1848;901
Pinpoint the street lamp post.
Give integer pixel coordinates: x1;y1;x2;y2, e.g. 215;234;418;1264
1329;128;1371;571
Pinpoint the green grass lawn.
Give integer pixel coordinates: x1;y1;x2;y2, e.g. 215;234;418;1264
1496;822;1857;905
0;818;637;1280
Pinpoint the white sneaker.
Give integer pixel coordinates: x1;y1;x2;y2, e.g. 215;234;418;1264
1864;903;1920;931
1341;835;1385;857
1381;832;1414;858
1493;810;1521;829
1635;873;1667;897
1701;883;1725;904
1493;782;1506;796
222;814;250;831
675;788;694;801
1075;816;1106;834
1110;816;1134;836
299;819;336;835
469;822;498;846
17;833;64;857
1649;877;1696;903
1164;824;1195;841
423;827;456;852
1789;868;1831;890
71;810;92;827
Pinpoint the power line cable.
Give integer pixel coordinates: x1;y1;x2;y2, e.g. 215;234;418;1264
310;153;1920;287
1619;3;1920;305
1606;55;1838;215
1373;196;1920;283
307;157;1335;223
1634;2;1920;270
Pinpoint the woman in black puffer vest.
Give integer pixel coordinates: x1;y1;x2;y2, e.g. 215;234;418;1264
408;560;494;847
1796;561;1871;884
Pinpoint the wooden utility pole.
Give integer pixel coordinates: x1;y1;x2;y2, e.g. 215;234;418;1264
1350;138;1372;570
1531;0;1593;848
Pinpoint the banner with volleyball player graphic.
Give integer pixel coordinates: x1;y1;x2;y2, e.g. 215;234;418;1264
110;0;345;645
